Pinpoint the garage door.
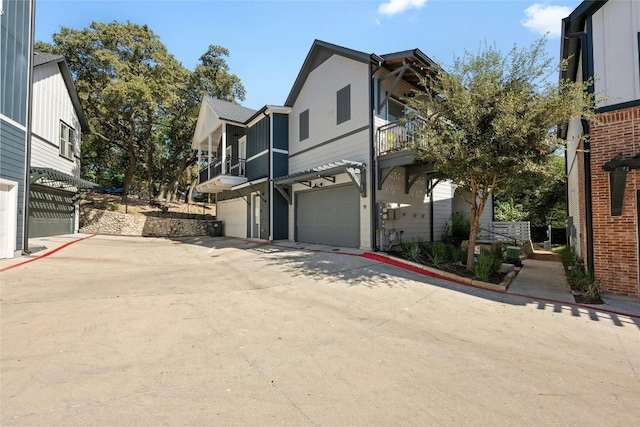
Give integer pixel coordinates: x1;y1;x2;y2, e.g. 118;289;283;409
216;198;247;238
28;184;74;237
296;185;360;248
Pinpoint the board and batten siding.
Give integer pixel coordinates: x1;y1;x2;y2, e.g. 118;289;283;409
31;61;83;176
0;121;26;251
592;0;640;107
288;54;370;172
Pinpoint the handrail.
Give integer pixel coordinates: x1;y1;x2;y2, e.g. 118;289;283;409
376;118;427;156
198;157;246;183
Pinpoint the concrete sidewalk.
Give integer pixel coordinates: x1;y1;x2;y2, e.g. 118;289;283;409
508;257;640;317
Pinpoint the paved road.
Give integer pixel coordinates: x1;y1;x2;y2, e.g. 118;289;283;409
2;235;639;426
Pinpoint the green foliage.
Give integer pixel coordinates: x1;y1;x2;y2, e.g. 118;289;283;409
494;198;528;222
443;212;470;247
473;248;502;281
427;241;448;268
39;21;245;201
400;242;423;263
405;38;598;270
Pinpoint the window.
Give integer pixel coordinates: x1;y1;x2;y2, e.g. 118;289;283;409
300;109;309;141
337;84;351;124
59;122;75;160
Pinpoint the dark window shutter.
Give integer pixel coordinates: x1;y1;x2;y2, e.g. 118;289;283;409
337;85;351;124
300;109;309;141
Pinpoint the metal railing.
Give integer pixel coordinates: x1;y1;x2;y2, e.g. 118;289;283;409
198;157;246;183
376;119;427;156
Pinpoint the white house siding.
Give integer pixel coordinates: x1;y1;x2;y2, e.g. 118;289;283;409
31;61;82;176
288;55;370;172
431;180;454;240
452;188;493;239
565;116;584;257
287;54;373;249
377;169;432;242
592;0;640;107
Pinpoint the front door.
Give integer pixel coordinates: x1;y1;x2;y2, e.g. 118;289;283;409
251;192;260;238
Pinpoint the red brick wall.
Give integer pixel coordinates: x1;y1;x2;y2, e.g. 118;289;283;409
589;105;640;297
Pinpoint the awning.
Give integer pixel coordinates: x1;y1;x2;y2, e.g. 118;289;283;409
30;167;100;192
274;160;366;204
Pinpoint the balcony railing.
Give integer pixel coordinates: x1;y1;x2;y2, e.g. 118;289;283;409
376;119;427;156
198;157;246;183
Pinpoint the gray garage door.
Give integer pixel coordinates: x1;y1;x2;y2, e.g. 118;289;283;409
296;185;360;248
29;185;74;237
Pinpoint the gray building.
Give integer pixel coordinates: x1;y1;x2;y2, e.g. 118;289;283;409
0;0;35;259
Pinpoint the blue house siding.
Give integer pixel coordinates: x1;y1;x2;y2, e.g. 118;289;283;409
272;189;289;240
272;113;288;150
1;0;32;255
246;155;268;181
247;116;269;157
0;121;26;250
273;152;288;179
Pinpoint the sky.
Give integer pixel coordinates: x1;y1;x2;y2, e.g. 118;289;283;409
34;0;584;110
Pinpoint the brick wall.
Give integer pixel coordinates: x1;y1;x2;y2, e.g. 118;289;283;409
589;105;640;297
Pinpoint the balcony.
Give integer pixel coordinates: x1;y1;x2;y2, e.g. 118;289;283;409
375;119;437;193
196;157;247;193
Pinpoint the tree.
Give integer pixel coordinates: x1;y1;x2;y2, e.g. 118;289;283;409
36;24;245;203
406;39;597;270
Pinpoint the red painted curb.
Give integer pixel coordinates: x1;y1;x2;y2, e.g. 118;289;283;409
0;234;96;273
360;252;640;320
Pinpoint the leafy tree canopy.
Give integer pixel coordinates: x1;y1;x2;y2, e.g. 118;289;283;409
406;38;597;269
35;21;246;201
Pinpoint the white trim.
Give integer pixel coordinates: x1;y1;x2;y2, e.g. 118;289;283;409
246;106;292;128
231;177;268;191
0;114;27;131
272;148;288;155
0;178;19;259
251;191;261;239
246;149;268;162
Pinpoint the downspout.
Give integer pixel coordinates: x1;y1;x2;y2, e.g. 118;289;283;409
268;110;274;241
22;0;36;254
369;56;382;251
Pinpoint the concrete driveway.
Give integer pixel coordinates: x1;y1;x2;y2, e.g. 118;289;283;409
1;235;639;426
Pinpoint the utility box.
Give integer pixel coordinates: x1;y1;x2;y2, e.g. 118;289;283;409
505;246;521;261
208;221;224;237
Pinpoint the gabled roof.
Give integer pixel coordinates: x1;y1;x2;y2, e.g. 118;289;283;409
204;96;257;124
284;40;440;107
285;40;373;107
33;51;90;133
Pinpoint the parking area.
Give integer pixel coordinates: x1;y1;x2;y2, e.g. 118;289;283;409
2;234;640;425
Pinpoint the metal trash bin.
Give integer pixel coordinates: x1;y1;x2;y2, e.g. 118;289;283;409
208;221;223;237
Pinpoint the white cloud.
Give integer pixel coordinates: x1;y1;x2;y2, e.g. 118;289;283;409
378;0;427;17
521;4;571;38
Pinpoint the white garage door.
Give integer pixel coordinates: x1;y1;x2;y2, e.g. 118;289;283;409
216;198;247;238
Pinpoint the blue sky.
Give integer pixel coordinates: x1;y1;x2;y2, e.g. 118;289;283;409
35;0;583;110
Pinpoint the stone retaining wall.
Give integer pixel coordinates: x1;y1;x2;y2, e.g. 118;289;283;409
80;208;215;237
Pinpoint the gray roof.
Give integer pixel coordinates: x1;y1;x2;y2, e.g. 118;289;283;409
33;51;65;66
205;96;257;124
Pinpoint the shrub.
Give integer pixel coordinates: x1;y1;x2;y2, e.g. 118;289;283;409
443;212;470;247
427;241;448;268
400;242;423;263
473;248;502;281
